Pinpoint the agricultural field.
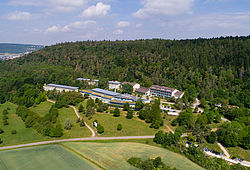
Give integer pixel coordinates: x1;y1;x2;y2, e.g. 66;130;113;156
0;102;48;146
63;142;204;170
0;144;100;170
85;113;166;137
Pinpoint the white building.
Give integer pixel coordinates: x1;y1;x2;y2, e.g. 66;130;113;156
108;81;121;90
135;87;150;96
76;78;99;86
150;85;184;99
43;84;79;92
122;82;140;92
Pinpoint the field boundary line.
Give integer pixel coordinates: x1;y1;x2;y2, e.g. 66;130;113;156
60;143;106;170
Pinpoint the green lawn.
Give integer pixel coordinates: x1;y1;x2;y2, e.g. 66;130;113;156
0;102;91;146
57;107;91;138
0;102;49;146
63;142;204;170
30;101;54;116
227;146;250;161
0;144;100;170
199;142;222;153
85;113;165;137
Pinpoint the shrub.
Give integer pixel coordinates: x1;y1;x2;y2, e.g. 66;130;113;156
64;118;73;130
78;104;84;113
80;119;85;127
3;109;8;115
0;128;4;134
97;125;104;134
0;138;3;144
126;110;133;119
76;118;80;123
11;130;17;134
3;120;8;126
113;107;120;117
117;124;122;131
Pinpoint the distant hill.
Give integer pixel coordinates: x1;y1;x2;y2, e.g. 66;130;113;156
0;36;249;108
0;43;44;54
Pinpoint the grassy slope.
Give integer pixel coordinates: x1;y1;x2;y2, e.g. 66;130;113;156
30;101;91;138
57;107;91;138
227;146;250;161
85;113;165;137
63;142;204;170
0;102;49;146
29;101;53;116
0;144;100;170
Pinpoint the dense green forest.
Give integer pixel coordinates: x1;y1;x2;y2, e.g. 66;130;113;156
0;36;249;108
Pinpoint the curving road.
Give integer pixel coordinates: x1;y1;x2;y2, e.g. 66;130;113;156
0;136;154;150
47;99;96;137
217;142;230;158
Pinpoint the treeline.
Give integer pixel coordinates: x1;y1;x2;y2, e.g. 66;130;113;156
127;157;177;170
153;131;248;170
0;36;249;108
16;105;63;137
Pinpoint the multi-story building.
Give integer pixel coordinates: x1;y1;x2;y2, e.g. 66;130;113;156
149;85;184;98
80;88;149;107
43;84;79;92
108;81;121;90
135;87;150;96
76;78;99;86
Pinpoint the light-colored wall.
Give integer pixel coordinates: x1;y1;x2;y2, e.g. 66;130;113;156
43;86;78;92
109;84;120;89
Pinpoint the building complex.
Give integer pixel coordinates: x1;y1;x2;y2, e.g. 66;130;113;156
43;84;79;92
80;88;149;107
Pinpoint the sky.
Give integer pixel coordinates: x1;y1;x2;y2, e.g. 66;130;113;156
0;0;249;45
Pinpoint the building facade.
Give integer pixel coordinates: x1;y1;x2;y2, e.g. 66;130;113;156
149;85;184;99
43;84;79;92
108;81;121;90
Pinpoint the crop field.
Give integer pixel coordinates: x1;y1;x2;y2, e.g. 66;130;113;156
85;113;165;136
0;144;100;170
63;142;204;170
0;102;48;146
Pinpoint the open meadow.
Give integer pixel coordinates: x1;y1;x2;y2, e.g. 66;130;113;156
30;101;91;138
84;113;166;137
0;102;49;146
63;142;204;170
0;144;100;170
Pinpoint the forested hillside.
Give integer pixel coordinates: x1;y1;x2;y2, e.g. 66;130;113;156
0;36;249;108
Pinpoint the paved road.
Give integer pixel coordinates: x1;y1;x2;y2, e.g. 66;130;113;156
217;142;230;158
0;136;154;150
47;99;96;137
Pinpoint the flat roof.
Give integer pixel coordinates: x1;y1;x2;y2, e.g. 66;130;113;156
46;84;79;90
114;94;139;101
77;78;99;82
150;85;175;93
108;81;121;85
92;88;120;96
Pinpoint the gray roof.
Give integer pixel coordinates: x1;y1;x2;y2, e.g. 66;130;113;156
92;88;120;96
47;84;79;90
108;81;121;85
77;78;99;82
114;94;139;102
